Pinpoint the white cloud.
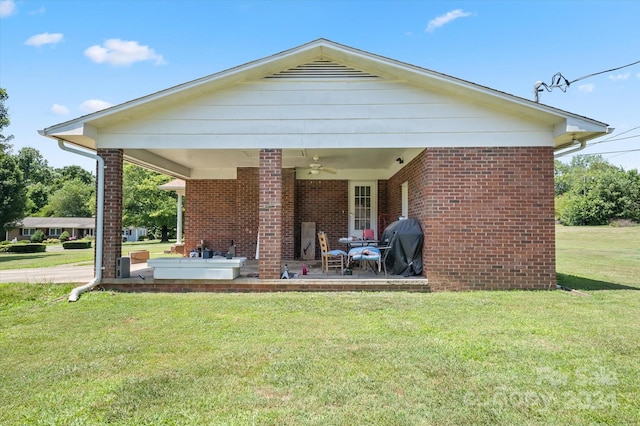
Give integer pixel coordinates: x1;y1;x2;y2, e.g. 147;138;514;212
0;0;16;18
25;32;63;47
84;38;166;66
578;84;595;93
29;6;46;15
51;104;69;115
426;9;472;33
608;72;630;81
79;99;113;113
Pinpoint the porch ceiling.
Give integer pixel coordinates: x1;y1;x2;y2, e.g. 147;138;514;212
125;147;423;180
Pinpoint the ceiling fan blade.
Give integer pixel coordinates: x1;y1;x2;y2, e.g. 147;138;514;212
322;167;337;174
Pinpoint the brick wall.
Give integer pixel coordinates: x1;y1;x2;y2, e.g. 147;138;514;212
281;168;296;260
258;149;282;279
409;147;555;291
236;168;259;258
185;179;236;255
98;149;123;279
295;179;349;259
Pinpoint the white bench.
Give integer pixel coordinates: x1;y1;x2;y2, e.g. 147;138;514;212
147;257;247;280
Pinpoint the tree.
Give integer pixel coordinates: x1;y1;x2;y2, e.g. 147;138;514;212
17;147;53;184
555;155;640;225
56;165;94;186
43;179;94;217
0;88;27;233
122;163;177;242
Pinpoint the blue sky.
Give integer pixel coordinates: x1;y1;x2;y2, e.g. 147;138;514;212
1;0;639;172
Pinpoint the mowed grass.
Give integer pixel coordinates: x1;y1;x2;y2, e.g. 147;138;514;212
1;226;639;425
556;225;640;290
0;240;178;270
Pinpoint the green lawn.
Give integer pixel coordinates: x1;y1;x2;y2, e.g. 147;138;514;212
0;226;638;425
0;240;178;270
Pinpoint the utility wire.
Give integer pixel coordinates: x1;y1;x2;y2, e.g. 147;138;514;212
589;126;640;145
533;59;640;102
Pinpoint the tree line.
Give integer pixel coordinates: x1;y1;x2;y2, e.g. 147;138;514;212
555;156;640;225
1;88;178;239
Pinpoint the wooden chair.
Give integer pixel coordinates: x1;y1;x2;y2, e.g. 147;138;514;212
317;232;347;274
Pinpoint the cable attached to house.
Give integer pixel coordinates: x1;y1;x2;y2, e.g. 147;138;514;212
533;59;640;102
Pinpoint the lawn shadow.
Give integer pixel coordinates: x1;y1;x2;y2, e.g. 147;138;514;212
0;253;51;264
557;273;639;291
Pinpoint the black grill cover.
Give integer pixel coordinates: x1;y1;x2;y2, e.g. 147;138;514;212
381;219;424;276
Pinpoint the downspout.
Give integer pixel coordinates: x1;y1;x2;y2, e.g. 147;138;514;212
55;139;105;302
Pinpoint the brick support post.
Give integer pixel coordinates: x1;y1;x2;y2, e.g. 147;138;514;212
258;149;282;279
97;149;123;279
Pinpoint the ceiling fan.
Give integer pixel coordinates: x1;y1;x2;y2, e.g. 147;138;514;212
307;156;337;175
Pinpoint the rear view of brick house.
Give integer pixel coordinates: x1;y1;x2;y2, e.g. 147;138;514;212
39;39;610;291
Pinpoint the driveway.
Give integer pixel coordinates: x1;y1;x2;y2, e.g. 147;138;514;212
0;263;150;284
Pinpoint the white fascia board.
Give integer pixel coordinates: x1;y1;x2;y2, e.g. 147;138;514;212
553;117;610;142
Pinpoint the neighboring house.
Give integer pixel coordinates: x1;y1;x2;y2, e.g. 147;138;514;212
6;217;95;241
122;226;147;242
39;39;610;290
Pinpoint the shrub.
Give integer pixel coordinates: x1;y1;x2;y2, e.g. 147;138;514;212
1;240;10;245
2;243;47;253
59;231;70;242
45;238;61;244
31;230;46;243
62;241;92;249
138;235;148;241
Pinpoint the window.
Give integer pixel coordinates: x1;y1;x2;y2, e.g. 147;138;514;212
22;228;36;236
49;228;62;237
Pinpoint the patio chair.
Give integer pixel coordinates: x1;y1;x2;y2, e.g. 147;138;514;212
347;246;382;275
377;231;398;277
317;231;347;275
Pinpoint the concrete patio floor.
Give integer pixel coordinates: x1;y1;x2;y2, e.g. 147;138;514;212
1;259;429;293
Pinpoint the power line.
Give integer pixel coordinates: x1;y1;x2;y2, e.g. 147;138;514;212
569;147;640;156
590;125;640;145
533;59;640;102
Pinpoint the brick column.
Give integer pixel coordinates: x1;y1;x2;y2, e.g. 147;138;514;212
98;149;123;279
258;149;282;279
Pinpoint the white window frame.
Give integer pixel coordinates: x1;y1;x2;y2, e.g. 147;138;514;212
22;228;36;236
49;228;62;237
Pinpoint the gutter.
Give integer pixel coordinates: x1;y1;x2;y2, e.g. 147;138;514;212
554;139;586;158
554;127;615;158
53;138;105;302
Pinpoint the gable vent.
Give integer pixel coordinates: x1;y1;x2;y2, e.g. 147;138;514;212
265;60;379;79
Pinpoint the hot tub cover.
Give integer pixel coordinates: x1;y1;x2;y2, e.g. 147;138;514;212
381;219;424;276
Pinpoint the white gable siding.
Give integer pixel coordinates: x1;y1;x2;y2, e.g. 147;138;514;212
97;79;553;150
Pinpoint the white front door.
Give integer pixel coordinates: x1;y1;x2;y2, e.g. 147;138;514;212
348;181;377;239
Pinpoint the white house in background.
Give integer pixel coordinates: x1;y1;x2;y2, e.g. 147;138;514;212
6;217;95;241
122;226;148;242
